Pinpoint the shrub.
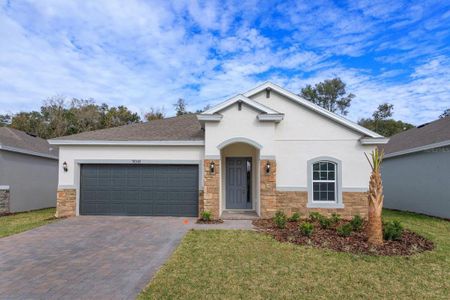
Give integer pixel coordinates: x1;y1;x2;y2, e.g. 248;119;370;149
309;212;323;222
350;215;364;231
200;210;212;221
318;216;332;229
274;211;287;229
383;220;403;241
299;222;314;237
337;223;353;237
288;212;301;222
330;213;341;224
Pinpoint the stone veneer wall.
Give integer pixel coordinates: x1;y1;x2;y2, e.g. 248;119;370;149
0;188;10;214
260;160;277;218
56;189;76;218
275;191;368;219
202;159;220;218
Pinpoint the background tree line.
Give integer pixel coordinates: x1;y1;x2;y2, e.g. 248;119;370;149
1;79;447;139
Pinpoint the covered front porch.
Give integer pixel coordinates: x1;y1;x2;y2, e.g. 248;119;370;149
201;137;277;220
219;140;260;217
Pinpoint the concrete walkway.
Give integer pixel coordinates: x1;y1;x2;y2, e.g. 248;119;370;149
0;216;253;300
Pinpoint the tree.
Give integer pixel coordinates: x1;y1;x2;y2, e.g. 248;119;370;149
8;96;141;139
102;105;141;127
365;148;385;246
358;103;414;137
372;103;393;121
0;114;11;126
145;107;165;121
173;98;188;116
439;108;450;118
300;77;354;115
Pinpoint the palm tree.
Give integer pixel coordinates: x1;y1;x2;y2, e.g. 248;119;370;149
365;148;384;245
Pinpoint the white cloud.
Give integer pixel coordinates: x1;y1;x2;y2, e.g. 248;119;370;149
0;0;448;125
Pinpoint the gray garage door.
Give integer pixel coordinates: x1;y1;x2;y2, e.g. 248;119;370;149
80;164;198;216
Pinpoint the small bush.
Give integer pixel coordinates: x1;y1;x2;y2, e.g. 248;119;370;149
330;213;341;224
384;220;403;241
288;212;301;222
200;210;212;221
274;211;287;229
337;223;353;237
319;216;332;229
299;222;314;237
309;212;323;222
350;215;364;231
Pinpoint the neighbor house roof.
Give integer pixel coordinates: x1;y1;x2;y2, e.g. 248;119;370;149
49;114;204;145
384;116;450;158
0;127;58;159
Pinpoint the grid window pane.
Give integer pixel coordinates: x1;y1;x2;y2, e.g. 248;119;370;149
312;161;337;202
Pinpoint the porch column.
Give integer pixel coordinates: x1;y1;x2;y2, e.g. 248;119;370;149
260;159;277;218
202;159;220;219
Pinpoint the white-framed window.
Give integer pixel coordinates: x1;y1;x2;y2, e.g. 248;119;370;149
312;161;337;202
307;157;343;208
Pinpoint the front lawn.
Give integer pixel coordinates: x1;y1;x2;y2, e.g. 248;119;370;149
0;208;57;238
140;210;449;299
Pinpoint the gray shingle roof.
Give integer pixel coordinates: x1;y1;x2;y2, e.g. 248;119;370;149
383;116;450;155
0;127;58;158
53;114;204;141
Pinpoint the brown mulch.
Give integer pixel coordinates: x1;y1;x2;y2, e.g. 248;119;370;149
196;219;224;224
253;219;434;256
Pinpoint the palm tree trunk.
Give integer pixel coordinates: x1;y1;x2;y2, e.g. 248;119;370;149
366;170;384;245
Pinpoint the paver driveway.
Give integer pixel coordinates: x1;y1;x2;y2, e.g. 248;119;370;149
0;216;198;300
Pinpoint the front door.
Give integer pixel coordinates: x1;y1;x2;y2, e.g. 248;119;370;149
226;157;252;209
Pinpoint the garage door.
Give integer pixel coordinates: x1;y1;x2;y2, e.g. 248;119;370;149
80;164;198;216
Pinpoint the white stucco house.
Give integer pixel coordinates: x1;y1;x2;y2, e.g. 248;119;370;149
49;82;388;219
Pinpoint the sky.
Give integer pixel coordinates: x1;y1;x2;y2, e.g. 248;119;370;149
0;0;449;125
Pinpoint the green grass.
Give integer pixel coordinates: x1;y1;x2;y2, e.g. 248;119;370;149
0;208;57;238
139;210;450;299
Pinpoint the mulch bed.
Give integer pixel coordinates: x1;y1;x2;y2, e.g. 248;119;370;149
253;219;434;256
196;219;224;224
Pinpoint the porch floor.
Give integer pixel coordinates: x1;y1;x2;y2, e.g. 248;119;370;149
221;210;259;220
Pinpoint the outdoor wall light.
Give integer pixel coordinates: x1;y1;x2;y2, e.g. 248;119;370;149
210;161;215;174
62;161;68;172
265;161;271;174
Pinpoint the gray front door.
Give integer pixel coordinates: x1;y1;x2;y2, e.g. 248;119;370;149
226;157;252;209
80;164;198;216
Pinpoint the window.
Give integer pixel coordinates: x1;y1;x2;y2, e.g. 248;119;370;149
312;161;337;202
307;157;343;208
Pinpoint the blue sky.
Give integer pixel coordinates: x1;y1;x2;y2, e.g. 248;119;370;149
0;0;449;125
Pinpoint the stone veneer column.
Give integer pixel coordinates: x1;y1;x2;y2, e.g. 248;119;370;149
202;160;220;219
260;159;277;218
0;187;10;214
56;189;76;218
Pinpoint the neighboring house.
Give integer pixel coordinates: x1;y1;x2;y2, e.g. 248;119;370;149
49;82;387;219
0;128;58;214
382;116;450;219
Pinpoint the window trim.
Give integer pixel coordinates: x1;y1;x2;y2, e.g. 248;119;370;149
307;157;344;208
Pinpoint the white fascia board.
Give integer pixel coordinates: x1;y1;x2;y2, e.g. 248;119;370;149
244;82;383;138
202;94;280;115
384;140;450;159
196;114;223;122
48;140;205;146
360;138;389;145
257;114;284;122
0;145;58;160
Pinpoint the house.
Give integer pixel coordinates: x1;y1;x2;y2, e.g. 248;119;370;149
0;128;58;214
382;116;450;219
48;82;387;219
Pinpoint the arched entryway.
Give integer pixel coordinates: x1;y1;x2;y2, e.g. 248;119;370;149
219;140;260;216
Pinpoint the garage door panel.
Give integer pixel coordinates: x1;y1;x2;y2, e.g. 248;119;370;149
80;164;198;216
